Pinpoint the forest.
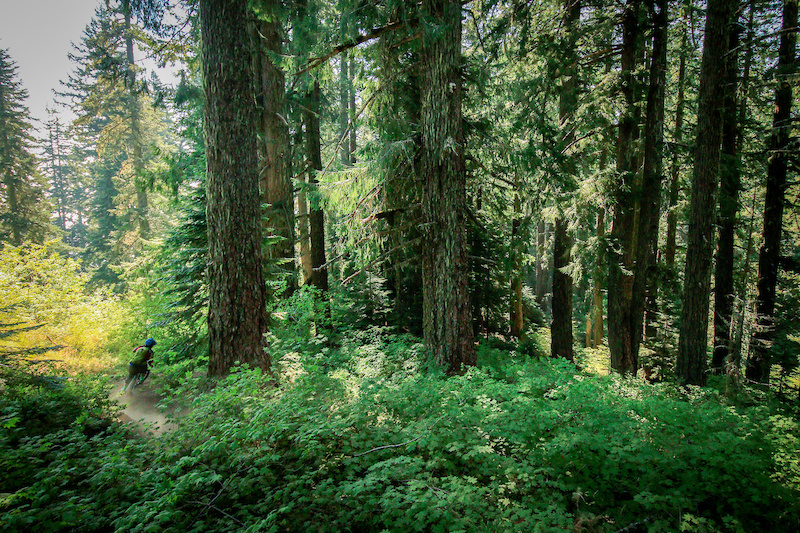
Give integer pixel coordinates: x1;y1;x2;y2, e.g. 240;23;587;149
1;0;800;531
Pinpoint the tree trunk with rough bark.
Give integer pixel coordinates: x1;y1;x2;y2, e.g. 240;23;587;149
677;0;735;386
305;81;329;294
552;218;574;360
201;0;271;377
712;18;742;374
251;7;295;294
420;0;475;373
638;0;668;346
608;0;641;375
551;0;580;361
747;0;797;384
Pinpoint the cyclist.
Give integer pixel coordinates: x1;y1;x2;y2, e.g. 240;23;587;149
122;338;156;392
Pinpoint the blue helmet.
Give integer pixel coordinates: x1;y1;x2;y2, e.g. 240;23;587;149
145;338;157;347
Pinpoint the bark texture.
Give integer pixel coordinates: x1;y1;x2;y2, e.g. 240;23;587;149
607;0;641;375
551;0;580;361
665;19;687;269
420;0;475;372
747;0;797;383
251;8;295;292
712;19;742;373
201;0;270;377
676;0;735;385
637;0;668;345
305;81;329;293
510;188;524;338
551;218;574;360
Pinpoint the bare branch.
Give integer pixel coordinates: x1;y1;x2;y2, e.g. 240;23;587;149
295;20;408;77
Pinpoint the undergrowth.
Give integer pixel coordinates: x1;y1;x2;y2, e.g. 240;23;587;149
2;327;799;532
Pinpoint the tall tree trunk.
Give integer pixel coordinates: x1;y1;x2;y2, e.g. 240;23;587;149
747;0;797;384
712;17;742;374
676;0;735;386
552;218;574;360
731;191;758;373
665;11;689;270
251;7;295;294
729;1;757;375
122;2;150;239
296;126;313;285
551;0;581;361
536;220;550;315
590;207;605;347
608;0;641;375
305;81;329;293
510;182;524;338
638;0;668;345
420;0;475;372
201;0;270;377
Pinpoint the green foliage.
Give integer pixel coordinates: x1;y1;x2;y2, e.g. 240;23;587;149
0;374;148;533
0;242;124;374
4;325;800;532
0;48;53;246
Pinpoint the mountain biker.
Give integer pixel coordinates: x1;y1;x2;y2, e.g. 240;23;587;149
122;338;156;392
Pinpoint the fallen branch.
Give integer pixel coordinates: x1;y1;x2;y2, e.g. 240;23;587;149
351;435;424;458
351;415;446;457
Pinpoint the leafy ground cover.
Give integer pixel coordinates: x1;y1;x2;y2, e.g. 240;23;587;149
1;327;799;532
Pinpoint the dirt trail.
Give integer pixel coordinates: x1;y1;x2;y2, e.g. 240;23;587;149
112;380;178;436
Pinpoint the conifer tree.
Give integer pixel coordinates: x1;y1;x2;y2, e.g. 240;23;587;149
747;0;798;384
664;8;691;272
712;11;743;373
551;0;581;362
419;0;476;372
251;0;295;294
0;49;50;245
200;0;271;376
60;4;173;282
304;80;329;293
637;0;668;345
294;0;329;294
607;0;643;375
42;110;70;235
677;0;735;386
374;22;423;332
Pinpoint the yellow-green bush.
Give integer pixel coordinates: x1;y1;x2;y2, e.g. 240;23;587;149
0;242;124;374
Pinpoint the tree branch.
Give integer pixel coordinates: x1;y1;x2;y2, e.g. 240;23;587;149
351;415;446;457
295;20;408;77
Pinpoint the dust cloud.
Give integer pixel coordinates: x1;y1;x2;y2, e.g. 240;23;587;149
112;380;178;436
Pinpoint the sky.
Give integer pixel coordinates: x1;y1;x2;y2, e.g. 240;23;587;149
0;0;100;128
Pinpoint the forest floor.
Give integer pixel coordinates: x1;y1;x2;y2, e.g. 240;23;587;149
111;378;179;436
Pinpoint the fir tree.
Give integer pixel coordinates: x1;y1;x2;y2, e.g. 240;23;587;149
0;49;51;246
